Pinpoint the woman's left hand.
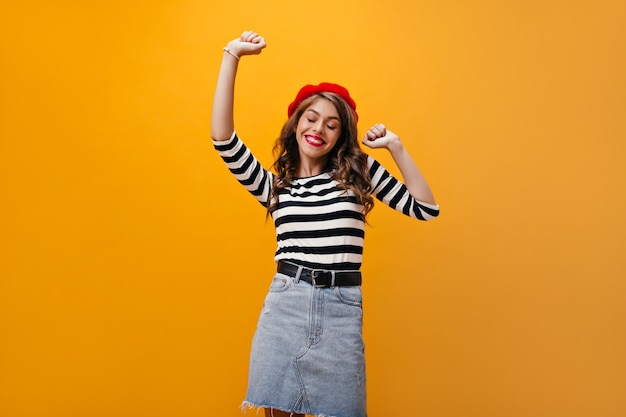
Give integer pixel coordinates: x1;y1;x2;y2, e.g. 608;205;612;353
361;123;400;150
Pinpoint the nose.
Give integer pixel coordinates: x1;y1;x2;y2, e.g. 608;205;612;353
313;120;324;133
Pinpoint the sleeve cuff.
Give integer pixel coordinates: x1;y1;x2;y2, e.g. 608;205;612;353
417;200;439;210
211;130;237;146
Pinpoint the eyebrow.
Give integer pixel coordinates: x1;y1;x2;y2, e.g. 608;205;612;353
307;109;340;121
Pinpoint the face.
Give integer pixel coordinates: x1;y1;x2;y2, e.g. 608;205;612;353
294;98;342;166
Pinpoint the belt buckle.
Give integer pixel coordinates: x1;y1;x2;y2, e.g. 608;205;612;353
311;270;332;288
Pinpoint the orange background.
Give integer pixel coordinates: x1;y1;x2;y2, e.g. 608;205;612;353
1;1;625;416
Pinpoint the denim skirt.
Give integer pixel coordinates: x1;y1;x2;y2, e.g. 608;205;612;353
242;271;367;417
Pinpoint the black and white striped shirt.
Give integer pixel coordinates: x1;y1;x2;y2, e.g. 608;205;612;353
214;133;439;271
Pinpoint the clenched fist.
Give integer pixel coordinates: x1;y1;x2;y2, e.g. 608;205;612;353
362;123;400;150
225;31;266;58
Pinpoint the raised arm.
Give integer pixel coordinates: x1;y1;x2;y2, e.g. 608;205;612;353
362;124;437;205
210;31;266;141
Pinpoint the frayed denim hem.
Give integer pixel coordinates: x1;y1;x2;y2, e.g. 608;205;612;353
241;401;332;417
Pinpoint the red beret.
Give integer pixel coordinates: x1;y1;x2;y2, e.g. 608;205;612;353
287;82;358;121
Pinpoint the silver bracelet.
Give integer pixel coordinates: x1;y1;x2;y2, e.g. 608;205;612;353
222;47;240;61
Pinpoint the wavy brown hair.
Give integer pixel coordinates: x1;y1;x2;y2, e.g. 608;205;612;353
267;92;374;218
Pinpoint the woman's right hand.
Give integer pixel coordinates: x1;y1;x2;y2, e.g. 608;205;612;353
226;31;266;58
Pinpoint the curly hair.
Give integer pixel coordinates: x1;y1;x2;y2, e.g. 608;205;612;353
267;92;374;218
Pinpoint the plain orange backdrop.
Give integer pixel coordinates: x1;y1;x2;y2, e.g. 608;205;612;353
1;1;625;416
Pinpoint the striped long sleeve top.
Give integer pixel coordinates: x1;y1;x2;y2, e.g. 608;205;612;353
214;132;439;271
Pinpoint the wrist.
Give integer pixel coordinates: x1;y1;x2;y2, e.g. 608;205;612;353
386;136;404;154
223;46;240;61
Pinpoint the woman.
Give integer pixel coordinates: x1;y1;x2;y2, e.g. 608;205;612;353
211;31;439;417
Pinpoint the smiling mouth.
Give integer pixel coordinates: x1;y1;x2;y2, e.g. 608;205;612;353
305;135;325;147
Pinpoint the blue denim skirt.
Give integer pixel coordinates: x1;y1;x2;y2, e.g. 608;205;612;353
242;269;367;417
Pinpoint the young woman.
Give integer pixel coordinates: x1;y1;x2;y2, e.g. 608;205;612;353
211;31;439;417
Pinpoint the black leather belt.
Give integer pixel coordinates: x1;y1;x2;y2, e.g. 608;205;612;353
277;261;361;288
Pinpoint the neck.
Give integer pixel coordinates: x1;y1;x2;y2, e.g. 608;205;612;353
296;159;327;178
